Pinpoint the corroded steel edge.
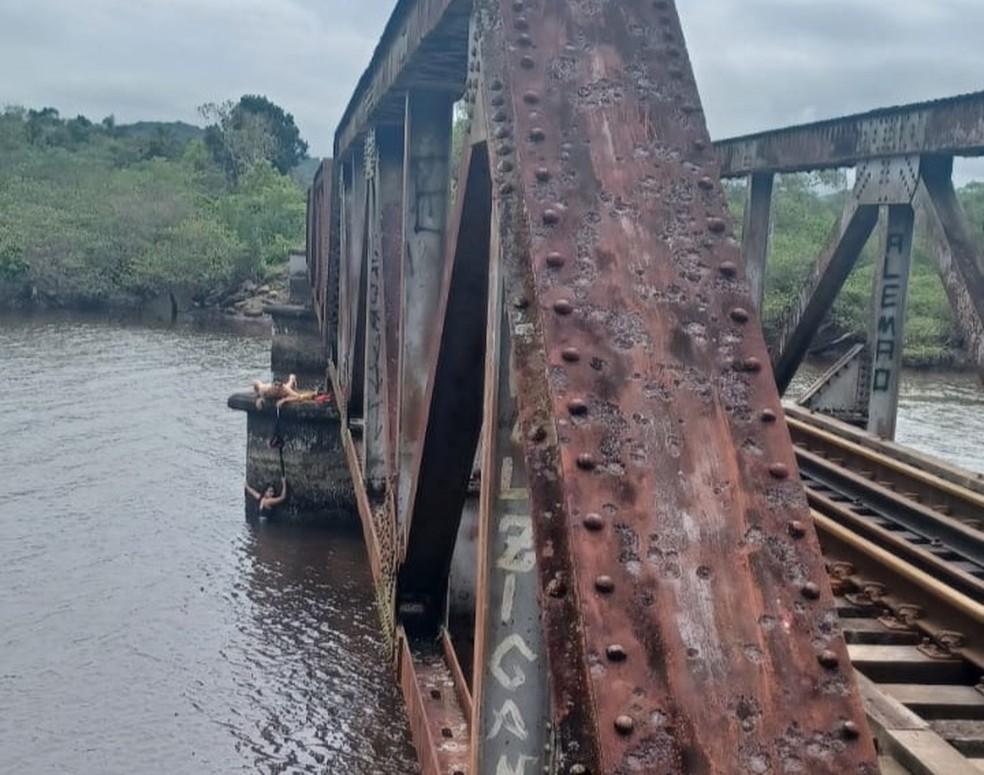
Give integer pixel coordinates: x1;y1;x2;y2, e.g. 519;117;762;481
716;89;984;177
477;0;878;771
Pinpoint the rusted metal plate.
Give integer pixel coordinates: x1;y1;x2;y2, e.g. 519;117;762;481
715;90;984;177
475;0;878;771
398;628;472;775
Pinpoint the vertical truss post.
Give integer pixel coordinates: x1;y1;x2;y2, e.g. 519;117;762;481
866;205;915;439
922;155;984;381
338;147;368;405
742;171;774;310
364;127;405;491
472;192;550;775
472;0;877;771
397;91;455;532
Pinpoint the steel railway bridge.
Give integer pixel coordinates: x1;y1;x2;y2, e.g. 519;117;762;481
291;0;984;772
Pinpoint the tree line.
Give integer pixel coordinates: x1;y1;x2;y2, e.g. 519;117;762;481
0;96;310;309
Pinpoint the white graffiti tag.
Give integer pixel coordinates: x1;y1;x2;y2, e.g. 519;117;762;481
490;633;537;690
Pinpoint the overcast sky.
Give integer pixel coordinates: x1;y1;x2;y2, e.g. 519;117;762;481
1;0;982;167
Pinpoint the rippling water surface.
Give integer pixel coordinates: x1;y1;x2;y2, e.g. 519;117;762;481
0;313;418;774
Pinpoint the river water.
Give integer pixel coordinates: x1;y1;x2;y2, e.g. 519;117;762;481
1;315;982;774
0;314;419;774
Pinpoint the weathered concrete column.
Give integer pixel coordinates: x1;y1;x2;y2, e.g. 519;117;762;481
228;393;356;523
866;204;915;439
266;303;328;386
287;250;311;304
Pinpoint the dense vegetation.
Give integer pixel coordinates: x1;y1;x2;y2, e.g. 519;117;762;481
0;99;307;309
726;173;984;366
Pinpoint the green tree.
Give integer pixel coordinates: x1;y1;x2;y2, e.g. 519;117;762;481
200;95;308;181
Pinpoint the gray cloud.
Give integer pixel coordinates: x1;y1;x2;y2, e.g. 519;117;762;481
1;0;982;179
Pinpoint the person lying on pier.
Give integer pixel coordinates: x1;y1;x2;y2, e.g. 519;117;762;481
244;476;288;513
252;373;320;410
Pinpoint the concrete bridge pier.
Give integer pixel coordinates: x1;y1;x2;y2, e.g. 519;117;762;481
227;394;356;524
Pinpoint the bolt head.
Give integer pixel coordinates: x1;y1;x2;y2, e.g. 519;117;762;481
730;307;750;324
545;252;565;268
768;462;790;480
800;582;821;600
760;408;777;423
787;520;807;539
553;298;573;315
583;512;604;531
719;260;738;277
595;575;615;593
614;715;634;734
606;644;627;662
841;720;861;740
818;649;839;669
576;453;596;470
561;347;581;362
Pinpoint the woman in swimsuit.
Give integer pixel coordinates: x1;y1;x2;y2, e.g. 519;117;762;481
244;476;288;513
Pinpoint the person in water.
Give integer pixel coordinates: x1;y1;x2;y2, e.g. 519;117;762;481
245;476;288;513
252;374;318;410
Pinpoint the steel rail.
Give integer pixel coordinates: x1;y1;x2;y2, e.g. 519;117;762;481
806;482;984;602
797;447;984;572
817;510;984;637
786;405;984;498
789;416;984;525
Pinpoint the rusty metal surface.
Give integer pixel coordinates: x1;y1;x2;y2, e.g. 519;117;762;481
716;90;984;177
398;629;472;775
474;0;877;770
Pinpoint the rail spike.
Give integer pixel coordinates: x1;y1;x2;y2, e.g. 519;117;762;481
473;0;878;771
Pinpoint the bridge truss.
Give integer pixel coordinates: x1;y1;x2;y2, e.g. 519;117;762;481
304;1;888;772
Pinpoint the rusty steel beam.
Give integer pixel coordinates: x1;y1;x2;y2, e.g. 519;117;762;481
333;0;471;160
921;155;984;381
772;198;879;393
716;90;984;177
397;141;492;627
469;0;877;771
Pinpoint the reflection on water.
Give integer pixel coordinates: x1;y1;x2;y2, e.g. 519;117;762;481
791;361;984;473
0;313;417;774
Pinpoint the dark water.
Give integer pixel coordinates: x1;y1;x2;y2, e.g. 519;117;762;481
0;314;418;774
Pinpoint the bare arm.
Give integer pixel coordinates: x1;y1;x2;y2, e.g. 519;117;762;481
244;481;262;501
266;477;288;507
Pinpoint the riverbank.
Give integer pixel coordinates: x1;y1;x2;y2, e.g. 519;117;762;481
0;263;290;328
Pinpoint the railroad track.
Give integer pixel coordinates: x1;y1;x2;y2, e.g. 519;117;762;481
785;405;984;772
